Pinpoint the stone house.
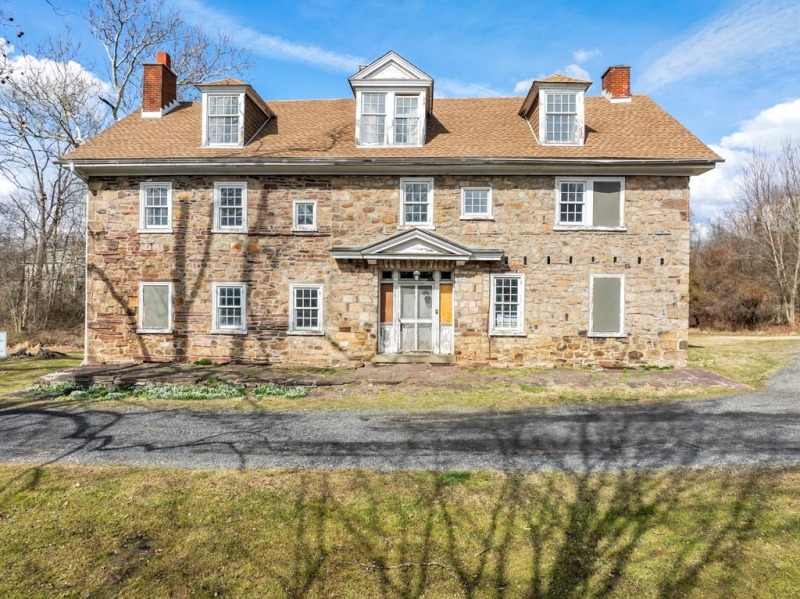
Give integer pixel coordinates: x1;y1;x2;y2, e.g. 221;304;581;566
63;51;720;367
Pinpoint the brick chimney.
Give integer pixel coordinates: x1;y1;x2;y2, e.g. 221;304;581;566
142;51;177;117
601;65;631;103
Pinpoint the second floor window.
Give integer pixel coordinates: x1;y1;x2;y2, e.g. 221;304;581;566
139;182;172;232
213;183;247;232
394;96;419;144
293;201;317;231
360;93;386;144
207;95;241;145
545;92;577;143
401;178;433;227
556;178;625;229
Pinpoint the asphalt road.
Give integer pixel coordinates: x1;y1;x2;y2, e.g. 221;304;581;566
1;362;799;472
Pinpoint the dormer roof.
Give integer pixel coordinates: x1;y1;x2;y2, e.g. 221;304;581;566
349;51;434;114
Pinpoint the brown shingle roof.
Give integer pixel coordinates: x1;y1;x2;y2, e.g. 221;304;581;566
200;77;249;86
537;74;592;84
64;95;720;162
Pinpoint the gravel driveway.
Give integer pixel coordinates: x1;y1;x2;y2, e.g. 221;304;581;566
1;361;799;472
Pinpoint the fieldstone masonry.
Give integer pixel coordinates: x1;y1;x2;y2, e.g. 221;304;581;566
86;174;689;367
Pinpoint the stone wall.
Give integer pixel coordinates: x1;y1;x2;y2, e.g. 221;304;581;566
85;174;689;367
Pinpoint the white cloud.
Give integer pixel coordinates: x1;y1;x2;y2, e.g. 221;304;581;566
564;64;591;81
176;0;366;73
573;49;599;64
513;78;533;94
690;98;800;223
641;0;800;91
435;78;503;98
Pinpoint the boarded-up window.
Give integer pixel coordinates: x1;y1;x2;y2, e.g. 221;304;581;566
592;181;622;227
140;283;171;331
380;284;393;324
590;276;624;336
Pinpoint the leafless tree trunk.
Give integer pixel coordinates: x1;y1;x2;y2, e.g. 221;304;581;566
730;142;800;328
87;0;252;120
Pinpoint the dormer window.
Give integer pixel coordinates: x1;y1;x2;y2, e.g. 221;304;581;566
207;95;241;145
360;93;386;144
545;92;577;143
394;96;419;144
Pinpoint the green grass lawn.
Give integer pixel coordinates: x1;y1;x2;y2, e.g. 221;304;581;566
0;464;797;597
0;353;82;397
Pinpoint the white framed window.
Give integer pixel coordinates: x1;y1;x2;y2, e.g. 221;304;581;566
138;282;173;333
203;93;243;146
139;182;172;233
490;274;525;336
554;177;625;229
394;95;420;144
400;177;434;228
545;92;577;143
590;274;625;337
213;182;247;232
293;200;317;232
212;283;247;333
360;92;386;145
461;187;493;219
289;284;323;334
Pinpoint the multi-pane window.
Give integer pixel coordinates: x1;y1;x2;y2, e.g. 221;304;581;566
590;275;624;336
138;282;172;332
213;283;246;332
290;285;323;333
139;183;172;232
545;92;577;143
556;178;625;228
401;178;433;226
360;92;386;145
394;96;419;144
214;183;246;231
207;95;241;145
293;201;317;231
461;187;492;219
558;181;585;224
490;275;525;335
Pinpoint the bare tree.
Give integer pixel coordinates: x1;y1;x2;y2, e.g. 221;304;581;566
0;37;105;332
0;5;24;84
87;0;252;120
729;142;800;327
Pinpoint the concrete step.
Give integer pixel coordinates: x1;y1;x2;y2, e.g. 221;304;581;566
372;353;455;365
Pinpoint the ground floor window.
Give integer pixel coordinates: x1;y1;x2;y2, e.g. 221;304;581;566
490;274;525;335
290;284;323;334
138;282;173;333
212;283;247;333
589;274;625;336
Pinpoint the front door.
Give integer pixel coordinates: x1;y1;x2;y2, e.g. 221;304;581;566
399;284;433;352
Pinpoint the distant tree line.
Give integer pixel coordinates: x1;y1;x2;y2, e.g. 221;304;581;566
691;142;800;330
0;0;250;338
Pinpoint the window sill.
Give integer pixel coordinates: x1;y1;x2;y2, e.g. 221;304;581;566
489;331;527;337
137;329;173;334
356;143;424;149
288;330;325;336
137;229;173;234
460;215;494;221
553;226;627;232
202;143;243;149
398;224;435;231
211;229;248;234
588;332;626;338
292;228;318;233
210;329;248;335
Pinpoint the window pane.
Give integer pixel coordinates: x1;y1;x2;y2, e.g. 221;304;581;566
217;286;243;328
592;278;622;334
293;287;320;329
361;93;386;144
295;202;315;227
403;182;430;224
394;96;419;144
207;96;240;144
494;277;520;329
592;181;622;227
417;286;432;319
400;286;415;319
546;93;577;143
142;285;169;330
464;189;489;215
218;186;244;228
559;182;585;223
144;186;169;227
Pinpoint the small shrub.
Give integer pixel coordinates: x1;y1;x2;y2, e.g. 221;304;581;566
137;383;244;400
253;383;310;399
520;383;548;393
194;359;215;366
26;381;84;396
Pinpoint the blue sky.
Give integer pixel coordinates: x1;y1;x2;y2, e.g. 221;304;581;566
8;0;800;222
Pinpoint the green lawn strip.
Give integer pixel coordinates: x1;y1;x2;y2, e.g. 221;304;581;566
688;335;800;389
0;464;797;597
0;353;82;397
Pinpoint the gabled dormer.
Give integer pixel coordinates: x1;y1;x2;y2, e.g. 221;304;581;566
349;51;433;148
196;78;274;148
519;74;592;146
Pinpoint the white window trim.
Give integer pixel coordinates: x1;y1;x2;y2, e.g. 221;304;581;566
489;273;526;336
355;90;426;148
289;283;324;336
553;177;626;231
211;282;248;334
137;282;173;334
212;182;248;233
138;182;173;234
460;186;494;220
201;91;245;148
539;89;585;147
292;200;318;232
399;177;434;229
589;274;626;338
